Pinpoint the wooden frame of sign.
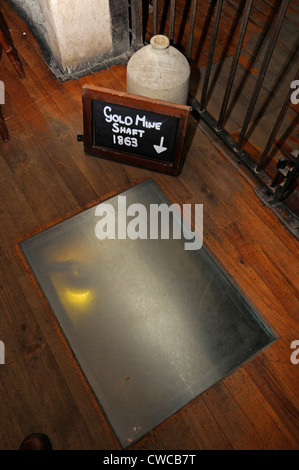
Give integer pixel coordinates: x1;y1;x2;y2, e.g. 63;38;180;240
81;85;192;175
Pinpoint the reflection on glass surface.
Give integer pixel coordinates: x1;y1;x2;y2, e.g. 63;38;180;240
20;179;276;448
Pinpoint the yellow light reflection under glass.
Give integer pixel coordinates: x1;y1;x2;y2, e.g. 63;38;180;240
64;288;92;305
50;270;96;316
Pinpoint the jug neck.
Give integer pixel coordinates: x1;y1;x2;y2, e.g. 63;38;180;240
150;35;170;53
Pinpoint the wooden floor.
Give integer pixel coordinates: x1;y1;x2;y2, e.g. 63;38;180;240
0;2;298;450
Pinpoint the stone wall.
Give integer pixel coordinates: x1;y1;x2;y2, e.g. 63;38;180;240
6;0;48;49
6;0;130;80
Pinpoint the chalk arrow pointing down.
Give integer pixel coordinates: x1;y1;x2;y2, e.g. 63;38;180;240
154;136;167;154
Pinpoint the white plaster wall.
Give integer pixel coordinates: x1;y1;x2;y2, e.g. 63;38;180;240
37;0;113;73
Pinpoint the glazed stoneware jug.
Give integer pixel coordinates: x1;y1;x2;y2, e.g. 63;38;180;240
127;35;190;105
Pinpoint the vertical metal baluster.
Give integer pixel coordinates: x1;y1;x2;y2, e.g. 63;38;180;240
169;0;176;43
186;0;198;60
217;0;253;130
153;0;158;36
256;68;299;172
236;0;290;148
199;0;223;112
130;0;144;51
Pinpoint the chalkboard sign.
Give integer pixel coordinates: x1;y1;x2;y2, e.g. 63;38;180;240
81;85;191;175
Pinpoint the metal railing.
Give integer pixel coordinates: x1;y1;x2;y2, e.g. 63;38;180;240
146;0;299;238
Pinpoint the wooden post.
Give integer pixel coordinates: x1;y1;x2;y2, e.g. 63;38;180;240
0;28;25;79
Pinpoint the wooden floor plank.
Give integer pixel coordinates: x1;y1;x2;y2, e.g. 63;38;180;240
178;397;233;450
189;130;299;271
201;381;265;450
244;357;299;447
154;413;200;450
224;366;297;449
0;157;40;233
